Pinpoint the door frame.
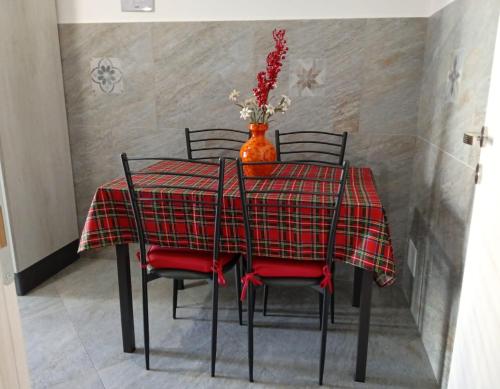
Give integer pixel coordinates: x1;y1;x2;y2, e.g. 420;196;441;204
0;281;30;389
0;145;29;388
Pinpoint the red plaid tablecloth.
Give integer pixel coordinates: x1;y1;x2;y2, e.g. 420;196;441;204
79;160;396;286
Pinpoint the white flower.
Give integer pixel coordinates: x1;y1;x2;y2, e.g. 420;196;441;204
229;89;240;102
240;107;252;120
266;104;275;115
281;95;292;106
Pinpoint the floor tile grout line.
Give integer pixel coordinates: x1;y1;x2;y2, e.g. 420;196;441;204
53;279;108;389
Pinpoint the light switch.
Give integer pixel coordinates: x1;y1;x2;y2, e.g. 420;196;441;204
121;0;155;12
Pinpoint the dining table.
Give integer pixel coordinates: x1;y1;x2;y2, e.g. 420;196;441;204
78;159;396;382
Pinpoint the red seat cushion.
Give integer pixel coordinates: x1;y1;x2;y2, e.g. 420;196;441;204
147;246;235;273
251;256;325;278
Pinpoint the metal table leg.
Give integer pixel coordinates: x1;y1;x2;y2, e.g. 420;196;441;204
116;244;136;353
352;267;363;307
355;269;373;382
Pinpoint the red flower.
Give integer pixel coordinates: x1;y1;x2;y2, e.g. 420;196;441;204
253;29;288;107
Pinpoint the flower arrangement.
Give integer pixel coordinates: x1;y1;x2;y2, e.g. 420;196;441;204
229;29;291;124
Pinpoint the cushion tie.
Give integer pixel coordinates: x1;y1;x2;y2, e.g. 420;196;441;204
240;272;263;301
319;265;334;294
135;251;149;270
210;260;227;286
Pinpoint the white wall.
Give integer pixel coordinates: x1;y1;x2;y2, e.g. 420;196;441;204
56;0;451;23
428;0;455;16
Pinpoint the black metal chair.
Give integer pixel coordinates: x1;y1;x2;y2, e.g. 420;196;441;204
264;130;349;321
275;130;348;165
121;154;242;376
236;159;349;385
183;128;248;290
185;127;248;161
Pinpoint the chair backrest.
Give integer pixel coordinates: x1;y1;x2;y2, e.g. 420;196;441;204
236;159;349;271
185;128;249;161
121;154;226;268
275;130;348;166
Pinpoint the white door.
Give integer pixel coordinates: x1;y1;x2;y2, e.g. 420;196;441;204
0;162;30;388
447;15;500;389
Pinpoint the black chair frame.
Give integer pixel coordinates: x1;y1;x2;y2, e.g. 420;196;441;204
185;127;249;161
121;154;242;376
275;130;348;166
236;159;349;385
266;130;348;319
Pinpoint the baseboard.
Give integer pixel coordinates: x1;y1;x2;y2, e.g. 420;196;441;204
14;239;80;296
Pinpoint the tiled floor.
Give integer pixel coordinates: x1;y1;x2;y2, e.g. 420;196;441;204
17;253;437;389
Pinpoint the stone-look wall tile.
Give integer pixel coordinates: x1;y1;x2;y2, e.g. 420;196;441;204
153;22;257;130
417;0;500;167
359;19;427;135
59;23;157;130
423;2;465;70
152;19;369;134
408;137;475;384
410;138;475;289
68;125;121;230
418;236;462;386
70;127;187;228
114;127;187;160
278;19;366;133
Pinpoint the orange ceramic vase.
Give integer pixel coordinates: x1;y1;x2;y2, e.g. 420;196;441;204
240;123;277;176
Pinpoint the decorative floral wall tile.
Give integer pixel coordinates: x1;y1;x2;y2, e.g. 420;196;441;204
446;49;464;103
289;58;326;97
90;57;124;95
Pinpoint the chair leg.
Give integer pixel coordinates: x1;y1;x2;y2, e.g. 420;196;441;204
252;287;257;314
248;283;255;382
142;271;150;370
331;262;335;324
263;285;269;316
172;279;178;319
318;292;324;330
319;292;330;385
235;259;243;326
330;291;334;324
211;278;219;377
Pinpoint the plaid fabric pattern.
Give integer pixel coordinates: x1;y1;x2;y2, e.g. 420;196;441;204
79;160;396;287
